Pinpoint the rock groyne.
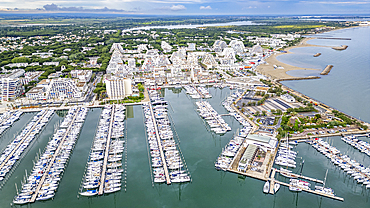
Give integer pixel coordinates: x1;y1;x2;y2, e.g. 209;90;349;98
332;45;348;50
320;65;333;75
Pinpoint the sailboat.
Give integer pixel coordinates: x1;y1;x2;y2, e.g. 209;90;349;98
263;181;270;193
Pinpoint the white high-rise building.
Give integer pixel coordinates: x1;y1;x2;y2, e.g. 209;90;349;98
0;78;23;101
105;75;132;100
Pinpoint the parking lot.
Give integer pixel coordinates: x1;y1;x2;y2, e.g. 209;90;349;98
292;125;360;137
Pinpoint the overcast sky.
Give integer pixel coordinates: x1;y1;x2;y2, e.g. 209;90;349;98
1;0;370;14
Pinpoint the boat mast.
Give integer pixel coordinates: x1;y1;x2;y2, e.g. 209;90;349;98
300;159;305;176
15;183;18;195
323;169;328;188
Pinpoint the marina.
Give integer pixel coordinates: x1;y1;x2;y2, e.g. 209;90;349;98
79;104;126;196
143;88;191;184
0;111;23;136
215;126;253;171
13;107;88;204
0;18;367;208
341;135;370;157
196;101;231;134
0;87;365;207
309;138;370;188
183;85;212;99
0;110;53;183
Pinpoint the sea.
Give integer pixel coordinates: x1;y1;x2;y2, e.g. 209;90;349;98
278;26;370;122
0;26;369;208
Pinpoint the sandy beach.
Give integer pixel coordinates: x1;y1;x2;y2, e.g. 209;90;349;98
256;37;326;81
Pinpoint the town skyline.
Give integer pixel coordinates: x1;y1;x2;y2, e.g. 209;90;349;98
0;0;370;15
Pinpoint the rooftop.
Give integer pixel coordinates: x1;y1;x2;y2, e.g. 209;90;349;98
246;134;271;144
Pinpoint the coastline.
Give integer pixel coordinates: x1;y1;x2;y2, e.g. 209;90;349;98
256;26;357;80
256;37;324;80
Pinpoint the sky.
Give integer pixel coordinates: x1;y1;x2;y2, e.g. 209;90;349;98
0;0;370;15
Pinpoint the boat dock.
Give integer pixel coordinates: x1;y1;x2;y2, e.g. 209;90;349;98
0;112;13;126
269;168;276;194
267;168;343;201
193;85;204;98
275;169;324;183
312;139;370;182
274;180;344;201
148;102;171;185
196;101;230;132
98;105;115;195
0;110;49;172
30;107;80;203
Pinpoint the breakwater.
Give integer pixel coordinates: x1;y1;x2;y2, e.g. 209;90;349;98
276;76;320;82
332;45;348;50
321;65;334;75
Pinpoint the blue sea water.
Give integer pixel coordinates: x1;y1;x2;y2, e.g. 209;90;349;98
279;26;370;122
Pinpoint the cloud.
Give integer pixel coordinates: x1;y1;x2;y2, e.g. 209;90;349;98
158;4;186;11
170;4;186;10
200;5;212;10
43;3;83;11
300;1;370;4
42;3;126;12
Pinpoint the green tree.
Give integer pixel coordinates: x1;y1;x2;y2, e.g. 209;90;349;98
11;57;30;63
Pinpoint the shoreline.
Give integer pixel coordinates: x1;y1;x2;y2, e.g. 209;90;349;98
256;37;324;80
256;26;356;80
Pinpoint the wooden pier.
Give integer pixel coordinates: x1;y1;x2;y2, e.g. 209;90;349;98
30;108;80;203
149;102;171;185
0;110;50;172
98;105;115;195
